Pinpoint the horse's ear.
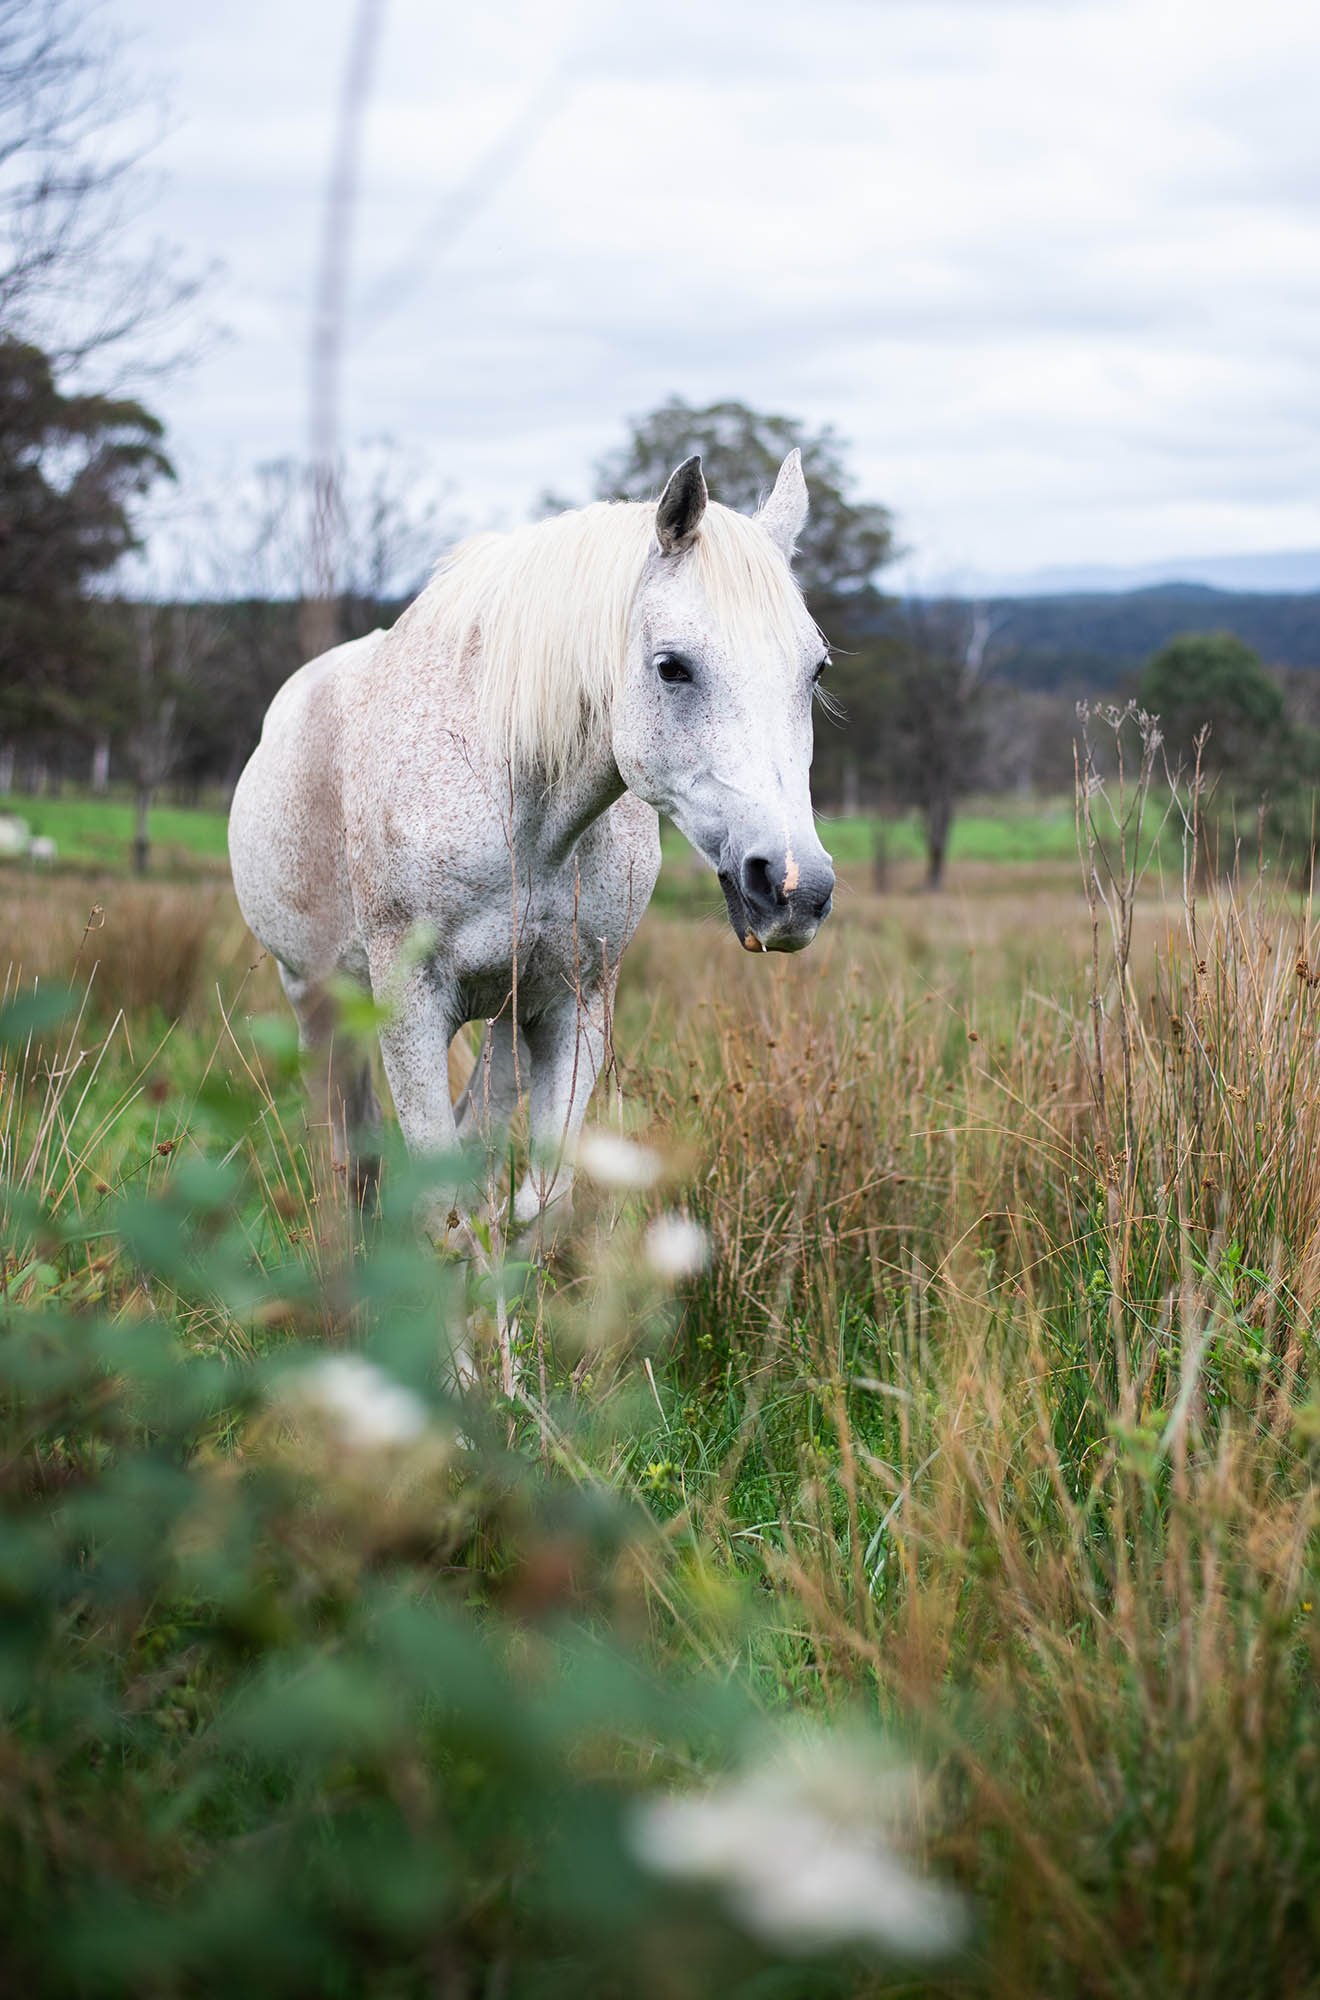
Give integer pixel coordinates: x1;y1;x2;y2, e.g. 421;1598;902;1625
656;455;708;555
757;448;809;561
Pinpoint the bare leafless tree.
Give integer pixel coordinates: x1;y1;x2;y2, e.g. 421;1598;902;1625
886;600;1003;890
0;0;199;371
214;440;451;615
977;685;1079;798
124;596;219;873
336;441;456;635
193;443;453;795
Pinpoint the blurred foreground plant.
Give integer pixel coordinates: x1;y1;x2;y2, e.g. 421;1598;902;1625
0;986;963;1999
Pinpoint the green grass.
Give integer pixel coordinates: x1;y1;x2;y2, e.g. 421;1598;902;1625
819;795;1094;865
0;788;1164;882
660;796;1102;869
665;789;1180;879
0;790;231;873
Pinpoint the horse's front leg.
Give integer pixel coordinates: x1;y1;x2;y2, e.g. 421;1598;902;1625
454;1014;534;1223
455;1014;530;1144
370;946;465;1239
278;966;382;1203
512;990;609;1234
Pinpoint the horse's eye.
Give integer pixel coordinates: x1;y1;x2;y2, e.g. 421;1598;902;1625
655;652;693;684
813;657;831;683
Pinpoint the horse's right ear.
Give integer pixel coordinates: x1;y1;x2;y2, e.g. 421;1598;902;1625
655;455;708;555
756;448;809;560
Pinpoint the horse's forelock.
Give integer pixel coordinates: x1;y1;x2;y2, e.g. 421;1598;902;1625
426;499;806;781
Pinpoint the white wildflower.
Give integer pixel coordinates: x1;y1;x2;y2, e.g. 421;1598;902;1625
279;1355;430;1452
628;1734;965;1962
574;1128;664;1190
644;1213;710;1280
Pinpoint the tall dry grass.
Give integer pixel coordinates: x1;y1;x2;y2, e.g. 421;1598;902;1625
610;731;1320;1994
3;758;1318;1993
0;877;266;1023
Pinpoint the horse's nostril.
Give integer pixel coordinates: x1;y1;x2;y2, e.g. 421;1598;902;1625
741;854;780;914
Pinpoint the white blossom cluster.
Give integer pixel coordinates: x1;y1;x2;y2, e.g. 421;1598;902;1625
643;1213;710;1280
628;1733;966;1961
574;1128;665;1190
276;1355;430;1453
573;1131;712;1280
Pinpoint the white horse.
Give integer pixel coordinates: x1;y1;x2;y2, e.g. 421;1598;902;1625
228;452;835;1228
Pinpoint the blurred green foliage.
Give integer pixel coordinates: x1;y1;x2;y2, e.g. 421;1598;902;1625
0;995;951;2000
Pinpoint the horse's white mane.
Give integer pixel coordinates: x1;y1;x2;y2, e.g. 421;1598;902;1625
424;498;807;779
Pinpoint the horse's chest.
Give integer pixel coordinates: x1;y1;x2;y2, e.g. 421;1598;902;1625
354;775;659;1023
451;868;631;1020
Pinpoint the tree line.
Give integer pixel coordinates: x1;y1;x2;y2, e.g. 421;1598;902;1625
2;5;1316;883
0;361;991;884
7;361;1319;883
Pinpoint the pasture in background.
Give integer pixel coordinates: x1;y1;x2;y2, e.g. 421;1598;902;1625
0;785;1157;880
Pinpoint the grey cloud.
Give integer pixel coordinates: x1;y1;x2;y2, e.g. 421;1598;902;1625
112;0;1320;578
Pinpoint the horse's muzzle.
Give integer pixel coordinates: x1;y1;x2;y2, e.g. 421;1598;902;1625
718;850;835;954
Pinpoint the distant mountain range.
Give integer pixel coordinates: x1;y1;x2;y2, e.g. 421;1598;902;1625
948;582;1320;691
931;549;1320;599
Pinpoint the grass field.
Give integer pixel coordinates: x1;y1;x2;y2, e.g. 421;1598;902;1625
2;783;1317;1996
0;787;1161;879
0;790;233;874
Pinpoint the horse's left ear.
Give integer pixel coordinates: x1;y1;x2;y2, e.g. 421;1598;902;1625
656;455;708;555
757;448;809;560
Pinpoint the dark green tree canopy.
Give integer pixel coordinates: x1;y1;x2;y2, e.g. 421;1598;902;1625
592;397;896;605
0;335;172;737
1137;631;1286;781
0;336;172;588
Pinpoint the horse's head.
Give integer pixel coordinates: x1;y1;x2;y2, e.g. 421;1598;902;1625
611;452;836;954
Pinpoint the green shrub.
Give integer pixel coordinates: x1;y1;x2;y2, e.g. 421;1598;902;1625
0;992;963;1999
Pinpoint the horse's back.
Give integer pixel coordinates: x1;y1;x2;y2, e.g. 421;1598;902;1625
229;631;385;981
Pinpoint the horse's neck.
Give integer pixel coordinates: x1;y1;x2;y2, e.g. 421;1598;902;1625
509;736;627;870
400;593;628;864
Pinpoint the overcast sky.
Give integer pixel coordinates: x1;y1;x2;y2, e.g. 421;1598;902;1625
115;0;1320;586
